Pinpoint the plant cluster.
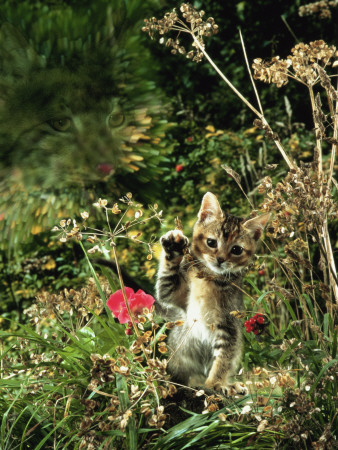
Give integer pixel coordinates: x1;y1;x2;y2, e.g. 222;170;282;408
26;277;107;325
52;193;162;259
142;3;218;62
252;40;337;87
244;313;266;335
299;0;338;19
1;1;338;449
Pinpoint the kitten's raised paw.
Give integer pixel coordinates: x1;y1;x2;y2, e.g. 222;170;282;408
160;230;189;259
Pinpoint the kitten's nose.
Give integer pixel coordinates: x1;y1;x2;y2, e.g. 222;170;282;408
217;257;225;265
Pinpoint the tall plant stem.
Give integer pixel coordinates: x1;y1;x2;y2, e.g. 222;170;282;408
324;80;338;303
327;77;338;192
239;29;264;117
111;245;150;361
192;35;294;170
308;85;338;303
308;85;323;180
322;222;338;303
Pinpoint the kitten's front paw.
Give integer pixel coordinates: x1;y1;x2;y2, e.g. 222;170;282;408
160;230;189;259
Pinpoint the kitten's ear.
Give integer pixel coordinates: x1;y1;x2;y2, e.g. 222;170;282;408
0;23;44;78
242;213;270;240
198;192;223;222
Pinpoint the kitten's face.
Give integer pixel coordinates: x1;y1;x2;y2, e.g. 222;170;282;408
192;193;270;275
0;23;149;189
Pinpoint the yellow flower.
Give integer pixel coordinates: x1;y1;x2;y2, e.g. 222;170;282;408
31;225;43;235
42;258;56;270
205;124;224;138
244;126;258;134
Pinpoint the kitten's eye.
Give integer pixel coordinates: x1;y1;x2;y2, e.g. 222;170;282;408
107;112;124;128
49;118;71;132
207;238;217;248
231;245;243;255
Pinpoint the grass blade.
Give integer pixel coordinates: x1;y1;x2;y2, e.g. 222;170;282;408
116;373;138;450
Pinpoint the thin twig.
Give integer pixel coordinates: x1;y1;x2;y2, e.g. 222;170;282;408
280;15;299;43
167;319;197;364
239;29;264;116
191;35;295;170
327;76;338;192
111;245;151;362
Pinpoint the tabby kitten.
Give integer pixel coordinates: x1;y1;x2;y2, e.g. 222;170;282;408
156;192;269;394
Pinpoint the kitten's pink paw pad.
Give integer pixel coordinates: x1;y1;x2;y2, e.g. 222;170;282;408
160;230;189;256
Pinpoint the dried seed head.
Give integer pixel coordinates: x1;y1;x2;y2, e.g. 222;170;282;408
142;3;219;63
253;40;337;87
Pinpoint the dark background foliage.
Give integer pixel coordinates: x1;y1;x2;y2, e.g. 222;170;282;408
0;0;336;313
0;1;337;448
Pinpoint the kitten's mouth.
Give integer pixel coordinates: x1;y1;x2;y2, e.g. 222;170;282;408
206;260;242;275
206;261;230;275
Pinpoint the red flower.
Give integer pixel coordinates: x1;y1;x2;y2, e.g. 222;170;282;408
97;163;114;175
107;287;155;324
187;136;193;142
258;269;265;276
176;164;184;172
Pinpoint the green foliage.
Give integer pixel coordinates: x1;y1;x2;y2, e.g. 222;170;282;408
1;0;338;448
0;0;173;253
148;0;337;129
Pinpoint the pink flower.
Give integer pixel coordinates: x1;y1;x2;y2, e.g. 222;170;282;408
107;287;155;324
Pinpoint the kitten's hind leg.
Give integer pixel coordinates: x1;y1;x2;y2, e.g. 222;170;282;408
223;382;248;396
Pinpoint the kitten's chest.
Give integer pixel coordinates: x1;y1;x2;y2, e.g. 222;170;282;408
186;276;224;327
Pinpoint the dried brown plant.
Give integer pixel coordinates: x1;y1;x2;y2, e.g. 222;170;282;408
143;4;338;308
299;0;338;19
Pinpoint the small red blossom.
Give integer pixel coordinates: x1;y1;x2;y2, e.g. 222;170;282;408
187;136;193;142
97;163;114;175
107;287;155;324
244;313;266;335
176;164;184;172
258;269;265;276
125;328;133;336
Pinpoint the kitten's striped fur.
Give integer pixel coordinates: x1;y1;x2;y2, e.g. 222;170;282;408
156;192;269;394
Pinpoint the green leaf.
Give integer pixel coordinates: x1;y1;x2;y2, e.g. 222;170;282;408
309;358;338;394
33;416;69;450
246;279;262;295
116;374;138;450
278;339;300;365
181;420;219;449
